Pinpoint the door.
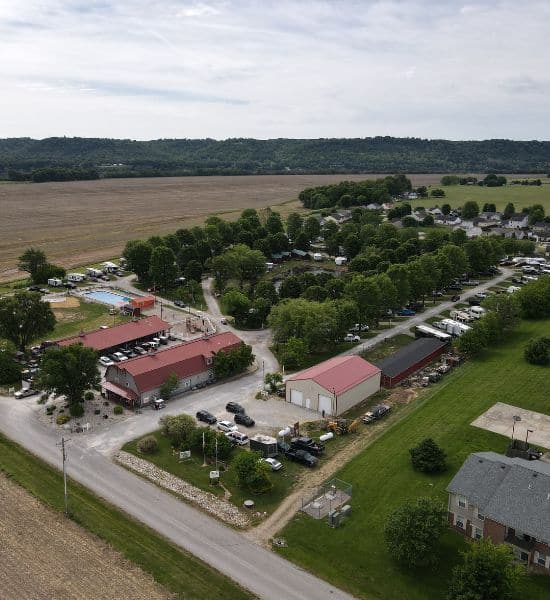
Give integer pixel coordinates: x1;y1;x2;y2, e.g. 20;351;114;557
305;397;311;410
290;389;303;406
318;394;333;415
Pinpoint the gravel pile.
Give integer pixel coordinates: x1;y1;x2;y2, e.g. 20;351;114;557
115;451;250;528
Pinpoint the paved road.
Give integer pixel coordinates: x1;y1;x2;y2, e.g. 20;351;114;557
0;398;353;600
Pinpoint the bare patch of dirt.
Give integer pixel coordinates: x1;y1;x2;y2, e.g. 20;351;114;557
0;475;170;599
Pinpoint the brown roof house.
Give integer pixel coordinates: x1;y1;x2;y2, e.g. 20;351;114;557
447;451;550;574
103;331;243;406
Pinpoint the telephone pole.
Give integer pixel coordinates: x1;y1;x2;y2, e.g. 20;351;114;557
60;436;69;516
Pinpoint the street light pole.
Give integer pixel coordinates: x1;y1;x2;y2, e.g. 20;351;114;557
525;428;534;447
60;436;69;516
512;415;521;442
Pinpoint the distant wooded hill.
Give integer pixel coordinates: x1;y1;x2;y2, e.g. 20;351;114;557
1;137;549;179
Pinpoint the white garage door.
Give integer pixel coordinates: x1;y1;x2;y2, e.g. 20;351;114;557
318;394;332;415
290;389;303;406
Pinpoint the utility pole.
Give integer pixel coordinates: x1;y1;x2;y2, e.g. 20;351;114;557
60;436;69;516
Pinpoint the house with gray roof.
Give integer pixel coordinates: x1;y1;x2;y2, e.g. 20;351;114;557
447;451;550;573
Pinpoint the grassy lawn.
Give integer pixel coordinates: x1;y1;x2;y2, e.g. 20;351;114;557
0;433;252;599
276;318;550;600
410;180;550;212
123;431;304;516
45;300;130;342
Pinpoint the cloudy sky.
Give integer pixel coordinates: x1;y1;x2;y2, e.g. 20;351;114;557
0;0;548;140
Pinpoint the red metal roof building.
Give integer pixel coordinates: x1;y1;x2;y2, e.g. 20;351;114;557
57;316;169;353
285;355;381;416
103;331;243;405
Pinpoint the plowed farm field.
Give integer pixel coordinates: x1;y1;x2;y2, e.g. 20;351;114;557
0;173;444;281
0;475;170;600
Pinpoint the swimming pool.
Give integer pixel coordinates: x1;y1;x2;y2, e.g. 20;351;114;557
83;290;131;305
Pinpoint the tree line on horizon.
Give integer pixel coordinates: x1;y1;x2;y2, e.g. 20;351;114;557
1;136;550;181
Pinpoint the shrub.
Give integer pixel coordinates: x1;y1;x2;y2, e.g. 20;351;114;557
56;414;70;425
524;337;550;365
159;414;196;447
84;391;95;401
409;438;447;473
37;393;48;405
69;402;85;417
137;435;158;454
113;405;124;415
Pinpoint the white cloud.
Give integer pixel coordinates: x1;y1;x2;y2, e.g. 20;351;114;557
0;0;549;139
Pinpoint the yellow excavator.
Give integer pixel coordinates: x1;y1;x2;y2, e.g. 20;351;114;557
327;418;361;435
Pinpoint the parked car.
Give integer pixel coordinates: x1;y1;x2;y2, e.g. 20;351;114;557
158;335;169;345
431;291;443;297
134;346;147;355
234;413;255;427
350;323;369;332
447;283;463;291
174;300;186;308
113;351;128;362
451;295;461;302
262;457;283;471
225;431;249;446
99;356;114;367
220;317;228;325
462;280;480;286
468;298;481;306
14;388;38;399
344;333;360;343
285;448;317;468
63;282;77;289
397;308;415;316
475;292;489;299
109;353;121;362
362;404;391;424
196;410;217;424
226;401;245;414
217;420;238;433
291;436;325;456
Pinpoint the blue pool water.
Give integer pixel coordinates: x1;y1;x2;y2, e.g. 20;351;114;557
83;290;131;305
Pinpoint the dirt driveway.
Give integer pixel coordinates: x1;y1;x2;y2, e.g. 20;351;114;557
472;402;550;449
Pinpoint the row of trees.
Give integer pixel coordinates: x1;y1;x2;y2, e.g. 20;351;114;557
8;166;99;182
441;173;508;187
461;200;548;224
18;248;66;284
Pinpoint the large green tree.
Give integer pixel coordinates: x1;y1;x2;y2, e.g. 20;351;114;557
286;212;303;240
123;240;153;281
18;247;47;280
40;344;100;405
0;338;21;384
462;200;480;219
232;450;272;493
0;291;56;351
384;497;446;567
447;538;524;600
149;245;178;289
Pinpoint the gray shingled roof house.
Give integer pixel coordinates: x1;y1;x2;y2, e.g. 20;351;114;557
447;452;550;573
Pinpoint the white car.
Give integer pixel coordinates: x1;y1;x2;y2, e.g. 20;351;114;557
99;356;114;367
217;420;238;433
262;457;283;471
225;431;249;446
113;352;128;362
344;333;360;343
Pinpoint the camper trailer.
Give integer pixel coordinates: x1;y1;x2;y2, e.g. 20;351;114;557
86;268;103;278
67;273;86;282
335;256;347;266
313;253;323;261
450;310;473;323
415;324;452;342
47;278;63;287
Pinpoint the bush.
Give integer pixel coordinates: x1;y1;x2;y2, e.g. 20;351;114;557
159;414;196;447
137;435;159;454
113;405;124;415
69;402;85;417
84;391;95;401
37;393;48;405
409;438;447;473
56;414;70;425
524;337;550;365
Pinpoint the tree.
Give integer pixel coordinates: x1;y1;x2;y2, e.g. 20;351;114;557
524;337;550;365
33;262;66;284
0;291;56;351
345;274;382;325
159;413;196;447
303;216;321;240
462;200;480;219
232;450;272;493
286;212;304;240
159;372;179;399
18;247;47;280
255;280;278;305
343;234;362;258
123;240;152;281
279;337;308;369
221;288;252;323
517;276;550;319
0;338;20;384
264;371;283;392
441;175;459;186
40;344;100;406
441;203;451;215
189;427;232;460
422;214;435;226
387;264;411;307
430;188;446;198
482;295;520;331
265;212;284;234
183;259;202;283
149;245;178;289
482;202;497;212
294;231;311;251
455;325;488;356
384;497;446;567
212;343;254;379
278;275;302;299
503;202;515;219
410;438;447;473
447;538;524;600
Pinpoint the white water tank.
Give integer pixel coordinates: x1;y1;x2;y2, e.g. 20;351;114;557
319;432;334;442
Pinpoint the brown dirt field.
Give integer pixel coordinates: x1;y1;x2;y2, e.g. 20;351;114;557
0;475;170;600
49;296;80;309
0;173;451;282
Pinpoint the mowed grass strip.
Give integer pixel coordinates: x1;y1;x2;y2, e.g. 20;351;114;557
0;433;253;600
277;318;550;600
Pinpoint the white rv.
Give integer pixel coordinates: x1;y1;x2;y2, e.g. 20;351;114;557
86;268;103;278
67;273;86;282
47;278;63;287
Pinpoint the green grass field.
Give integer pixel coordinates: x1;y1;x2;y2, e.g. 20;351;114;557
415;180;550;212
0;433;251;599
277;318;550;600
123;431;303;517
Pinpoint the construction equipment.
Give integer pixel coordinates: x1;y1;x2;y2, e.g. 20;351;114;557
327;418;360;435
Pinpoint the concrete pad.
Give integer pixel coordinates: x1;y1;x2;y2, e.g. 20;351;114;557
472;402;550;450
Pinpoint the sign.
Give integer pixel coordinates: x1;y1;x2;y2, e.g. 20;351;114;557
179;450;191;460
209;470;219;479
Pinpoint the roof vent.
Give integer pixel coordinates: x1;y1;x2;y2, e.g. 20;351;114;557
501;465;506;469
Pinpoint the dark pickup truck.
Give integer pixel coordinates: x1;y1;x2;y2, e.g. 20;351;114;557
285;448;318;468
290;436;325;456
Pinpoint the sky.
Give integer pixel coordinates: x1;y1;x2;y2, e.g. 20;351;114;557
0;0;549;140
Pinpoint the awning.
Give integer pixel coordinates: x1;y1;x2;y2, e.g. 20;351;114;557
102;381;138;401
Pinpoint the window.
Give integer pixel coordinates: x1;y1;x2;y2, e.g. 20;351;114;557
537;552;547;567
206;357;213;365
458;495;467;508
455;515;465;529
474;527;483;540
520;552;529;562
477;510;484;521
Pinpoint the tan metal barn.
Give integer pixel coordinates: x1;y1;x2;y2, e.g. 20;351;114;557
285;355;381;416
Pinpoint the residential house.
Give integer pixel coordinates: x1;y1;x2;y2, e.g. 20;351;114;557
532;222;550;242
428;207;443;216
447;452;550;574
480;211;503;222
507;213;530;229
453;224;482;238
365;203;382;211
